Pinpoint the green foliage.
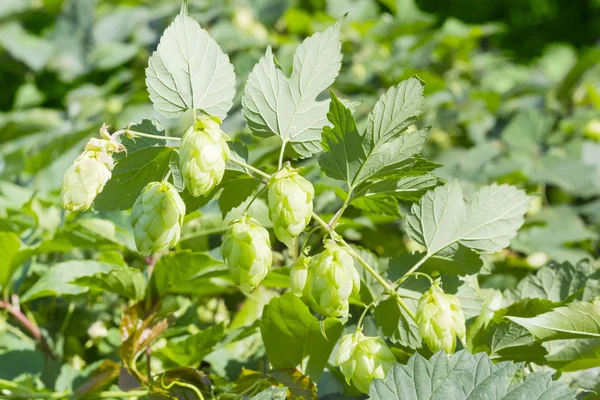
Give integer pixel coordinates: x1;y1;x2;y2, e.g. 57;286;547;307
0;0;598;398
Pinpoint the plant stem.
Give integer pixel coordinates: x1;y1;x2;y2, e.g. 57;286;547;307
0;300;56;359
94;390;149;399
278;141;286;170
328;188;353;229
59;301;75;338
243;185;267;214
393;253;431;286
126;129;181;141
229;158;271;180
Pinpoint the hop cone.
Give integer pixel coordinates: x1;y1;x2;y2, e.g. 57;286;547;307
336;331;396;393
222;215;272;293
268;164;314;247
179;116;230;197
131;181;186;256
416;279;466;354
302;240;360;318
290;255;310;296
61;149;114;211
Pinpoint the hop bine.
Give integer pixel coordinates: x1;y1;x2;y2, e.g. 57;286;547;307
131;181;186;256
416;279;466;354
179;116;230;197
302;240;360;318
336;331;396;393
61;126;124;211
221;215;272;293
267;163;314;247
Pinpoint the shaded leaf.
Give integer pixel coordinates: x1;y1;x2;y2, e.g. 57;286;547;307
72;267;147;301
260;292;343;381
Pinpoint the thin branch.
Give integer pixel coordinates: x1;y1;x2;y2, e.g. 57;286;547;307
0;300;56;359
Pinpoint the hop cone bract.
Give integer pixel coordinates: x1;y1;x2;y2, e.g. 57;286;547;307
416;279;466;354
131;181;186;256
302;240;360;318
290;255;310;296
179;116;230;197
336;331;395;394
268;164;314;247
222;215;272;293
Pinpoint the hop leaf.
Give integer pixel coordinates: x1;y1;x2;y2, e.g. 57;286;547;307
131;181;186;256
61;148;114;212
302;240;360;318
222;215;272;293
179;116;230;197
335;331;395;393
268;163;314;247
416;279;466;354
290;255;310;296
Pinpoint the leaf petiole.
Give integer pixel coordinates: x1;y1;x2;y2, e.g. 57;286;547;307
125;129;182;141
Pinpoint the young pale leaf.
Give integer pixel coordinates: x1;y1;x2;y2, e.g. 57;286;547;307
242;20;343;158
94;146;174;211
146;7;235;119
406;181;531;256
508;300;600;341
369;350;577;400
21;261;117;302
71;267;147;301
260;292;343;381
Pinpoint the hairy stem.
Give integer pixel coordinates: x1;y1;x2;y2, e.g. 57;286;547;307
0;300;56;359
328;188;353;230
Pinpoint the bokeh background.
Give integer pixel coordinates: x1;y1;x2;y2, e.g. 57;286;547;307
1;0;599;396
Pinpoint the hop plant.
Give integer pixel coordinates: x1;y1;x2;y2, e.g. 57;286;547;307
267;163;314;247
289;255;311;296
221;215;272;293
416;279;466;354
179;116;230;197
335;331;396;394
131;181;186;256
302;240;360;318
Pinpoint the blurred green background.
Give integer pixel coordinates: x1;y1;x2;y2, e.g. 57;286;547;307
1;0;600;397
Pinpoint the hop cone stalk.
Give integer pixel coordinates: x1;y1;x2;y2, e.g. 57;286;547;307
179;116;230;197
290;255;310;296
302;240;360;318
336;331;396;393
416;279;466;354
61;136;120;212
222;215;272;293
268;163;314;247
131;181;186;256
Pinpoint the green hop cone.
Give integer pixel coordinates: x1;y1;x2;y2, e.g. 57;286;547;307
289;255;310;296
61;149;114;211
267;163;314;247
302;240;360;318
179;116;230;197
131;181;186;256
335;331;396;394
221;215;272;293
416;279;466;354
